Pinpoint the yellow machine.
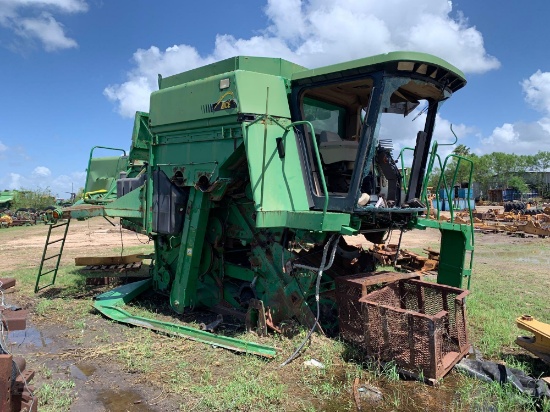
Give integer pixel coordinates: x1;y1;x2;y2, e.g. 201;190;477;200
516;315;550;365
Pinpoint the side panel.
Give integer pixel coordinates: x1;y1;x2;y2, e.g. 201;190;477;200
149;71;291;133
244;122;310;213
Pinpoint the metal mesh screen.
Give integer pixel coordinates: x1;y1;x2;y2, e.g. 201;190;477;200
338;277;469;381
361;279;469;380
335;275;366;346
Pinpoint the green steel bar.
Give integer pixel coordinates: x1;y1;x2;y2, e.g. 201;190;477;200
83;146;127;204
399;146;414;195
85;146;127;186
437;154;474;243
283;121;328;216
260;88;269;208
94;279;277;358
421;141;439;206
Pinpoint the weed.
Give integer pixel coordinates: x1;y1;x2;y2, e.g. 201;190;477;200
73;319;86;331
37;378;76;411
381;361;400;382
39;364;53;379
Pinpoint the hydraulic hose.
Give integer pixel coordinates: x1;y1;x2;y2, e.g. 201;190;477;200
280;234;339;367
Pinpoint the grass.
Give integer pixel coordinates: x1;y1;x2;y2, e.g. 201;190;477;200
467;237;550;357
37;378;76;412
2;220;550;411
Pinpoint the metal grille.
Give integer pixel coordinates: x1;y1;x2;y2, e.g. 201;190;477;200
335;274;366;346
360;279;470;381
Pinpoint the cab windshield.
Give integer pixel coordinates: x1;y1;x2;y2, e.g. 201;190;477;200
297;75;447;211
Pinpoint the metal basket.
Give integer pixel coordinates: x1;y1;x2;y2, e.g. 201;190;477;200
359;279;470;381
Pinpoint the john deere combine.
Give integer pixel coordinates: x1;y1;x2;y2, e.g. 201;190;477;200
36;52;474;360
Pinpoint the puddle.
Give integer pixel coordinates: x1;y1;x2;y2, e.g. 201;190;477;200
70;363;96;381
8;327;52;347
76;362;96;376
97;389;155;412
321;367;465;412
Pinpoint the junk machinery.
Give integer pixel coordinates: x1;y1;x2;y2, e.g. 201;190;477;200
36;52;474;375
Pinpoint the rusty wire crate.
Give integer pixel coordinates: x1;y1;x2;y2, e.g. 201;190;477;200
359;279;470;381
335;272;421;347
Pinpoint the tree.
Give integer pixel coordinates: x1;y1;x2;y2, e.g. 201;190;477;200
11;188;56;210
508;175;529;195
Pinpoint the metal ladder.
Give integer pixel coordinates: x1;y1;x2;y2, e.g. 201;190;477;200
34;219;71;293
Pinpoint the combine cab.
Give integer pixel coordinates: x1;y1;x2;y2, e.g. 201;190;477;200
37;52;474;375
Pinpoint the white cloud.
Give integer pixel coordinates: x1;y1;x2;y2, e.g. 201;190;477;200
0;141;7;152
475;71;550;155
479;121;550;155
2;168;86;197
105;0;500;117
7;173;23;189
0;0;86;51
522;70;550;114
379;108;473;167
16;12;77;51
32;166;52;177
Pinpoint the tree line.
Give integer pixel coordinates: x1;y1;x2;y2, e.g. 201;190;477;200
428;145;550;198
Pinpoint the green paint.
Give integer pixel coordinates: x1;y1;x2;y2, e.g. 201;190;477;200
48;52;475;354
94;279;277;358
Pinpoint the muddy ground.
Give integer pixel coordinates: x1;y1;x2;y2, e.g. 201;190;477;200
0;207;533;412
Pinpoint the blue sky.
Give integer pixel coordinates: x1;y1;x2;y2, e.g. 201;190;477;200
1;0;549;197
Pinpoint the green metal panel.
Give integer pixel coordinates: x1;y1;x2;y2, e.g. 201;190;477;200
84;155;128;194
103;186;144;219
243;122;310;214
152;125;243;187
256;210;350;232
233;71;291;116
160;56;306;89
170;189;210;311
94;279;277;358
438;229;467;288
292;51;466;92
129;112;152;163
0;191;15;207
150;71;291;131
417;218;473;289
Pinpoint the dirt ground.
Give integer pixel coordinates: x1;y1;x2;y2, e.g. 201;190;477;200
0;212;526;411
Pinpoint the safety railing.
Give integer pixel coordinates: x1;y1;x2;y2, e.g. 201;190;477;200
83;146;127;204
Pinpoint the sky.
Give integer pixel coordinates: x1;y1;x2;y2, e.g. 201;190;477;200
1;0;550;198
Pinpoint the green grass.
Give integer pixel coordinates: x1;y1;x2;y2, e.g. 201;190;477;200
37;378;76;412
467;237;550;357
456;373;550;412
4;222;550;411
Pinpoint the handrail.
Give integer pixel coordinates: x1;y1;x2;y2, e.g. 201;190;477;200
282;121;328;217
84;146;127;204
399;146;415;195
434;154;474;246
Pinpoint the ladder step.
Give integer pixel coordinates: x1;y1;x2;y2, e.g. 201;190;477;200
46;238;65;245
51;222;69;229
43;254;61;261
35;282;55;292
38;269;56;277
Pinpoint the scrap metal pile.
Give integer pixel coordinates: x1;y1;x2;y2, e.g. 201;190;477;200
0;208;62;228
370;243;439;272
471;206;550;237
0;278;37;412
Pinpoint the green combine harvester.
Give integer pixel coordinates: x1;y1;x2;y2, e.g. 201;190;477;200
36;52;474;360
